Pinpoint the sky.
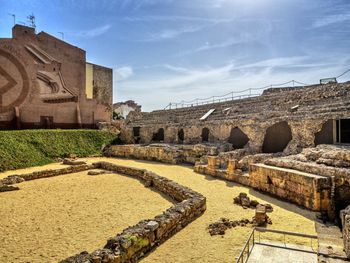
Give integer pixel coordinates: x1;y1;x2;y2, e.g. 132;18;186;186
0;0;350;111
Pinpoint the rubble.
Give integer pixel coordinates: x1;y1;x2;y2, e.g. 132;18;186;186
233;192;273;212
62;158;87;166
207;218;253;236
0;183;19;192
253;204;272;226
87;170;109;176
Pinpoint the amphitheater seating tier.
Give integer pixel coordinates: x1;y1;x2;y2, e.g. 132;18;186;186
129;82;350;126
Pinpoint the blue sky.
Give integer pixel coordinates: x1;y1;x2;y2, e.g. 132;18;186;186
1;0;350;111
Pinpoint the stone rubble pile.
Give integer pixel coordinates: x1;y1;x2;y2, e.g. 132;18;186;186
208;218;253;236
87;170;109;176
233;192;273;212
253;204;272;227
265;144;350;179
0;183;19;192
62;158;87;166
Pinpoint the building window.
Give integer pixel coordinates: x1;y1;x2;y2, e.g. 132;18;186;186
336;119;350;144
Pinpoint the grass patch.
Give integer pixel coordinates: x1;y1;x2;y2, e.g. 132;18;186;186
0;129;116;172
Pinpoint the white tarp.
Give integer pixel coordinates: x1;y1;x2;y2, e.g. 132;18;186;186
200;109;215;120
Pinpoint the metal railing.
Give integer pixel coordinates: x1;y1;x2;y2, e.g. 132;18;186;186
235;227;318;263
164;80;309;110
235;228;256;263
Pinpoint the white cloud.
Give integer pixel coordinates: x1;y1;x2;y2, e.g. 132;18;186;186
68;25;111;38
115;66;134;81
184;35;257;55
115;56;349;111
145;25;206;41
312;13;350;28
123;15;234;23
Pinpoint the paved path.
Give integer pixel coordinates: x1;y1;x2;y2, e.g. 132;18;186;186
247;241;317;263
316;221;349;262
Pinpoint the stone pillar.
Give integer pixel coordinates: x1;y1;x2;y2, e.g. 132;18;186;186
255;204;267;226
227;159;237;174
226;159;238;180
207;156;218;170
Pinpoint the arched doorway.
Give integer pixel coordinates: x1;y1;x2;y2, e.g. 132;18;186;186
178;129;184;143
262;121;292;153
315;120;334;146
152;128;164;142
201;127;209;142
228;127;249;149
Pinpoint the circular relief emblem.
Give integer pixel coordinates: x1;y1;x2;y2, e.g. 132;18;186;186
0;49;30;113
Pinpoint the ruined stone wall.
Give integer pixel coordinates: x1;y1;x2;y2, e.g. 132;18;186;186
0;164;95;192
249;164;331;211
0;161;206;263
121;116;335;156
194;145;350;214
0;25;112;129
0;164;95;184
120;82;350;154
104;144;221;164
340;205;350;258
61;162;206;263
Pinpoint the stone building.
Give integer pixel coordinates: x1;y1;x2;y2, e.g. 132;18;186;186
0;25;112;129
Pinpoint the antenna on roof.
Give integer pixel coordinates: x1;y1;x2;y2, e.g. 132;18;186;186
58;32;64;40
27;13;36;30
8;13;15;26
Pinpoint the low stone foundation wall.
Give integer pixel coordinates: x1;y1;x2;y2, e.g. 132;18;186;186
194;156;331;212
1;161;206;262
0;164;95;191
61;162;206;263
249;164;331;212
104;144;221;164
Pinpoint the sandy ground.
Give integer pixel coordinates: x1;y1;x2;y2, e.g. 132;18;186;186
0;168;172;263
86;158;317;263
0;163;71;180
0;158;317;263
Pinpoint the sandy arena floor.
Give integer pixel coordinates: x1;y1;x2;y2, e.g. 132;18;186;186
0;158;317;263
0;168;172;263
88;158;317;263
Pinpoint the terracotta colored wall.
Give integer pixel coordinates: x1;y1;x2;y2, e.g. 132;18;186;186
0;25;112;129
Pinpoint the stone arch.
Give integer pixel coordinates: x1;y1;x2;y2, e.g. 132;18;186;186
178;128;184;143
152;128;164;142
228;127;249;149
315;120;334;146
262;121;292;153
201;127;209;142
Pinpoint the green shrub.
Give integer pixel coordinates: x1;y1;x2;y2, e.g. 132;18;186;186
0;129;116;172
